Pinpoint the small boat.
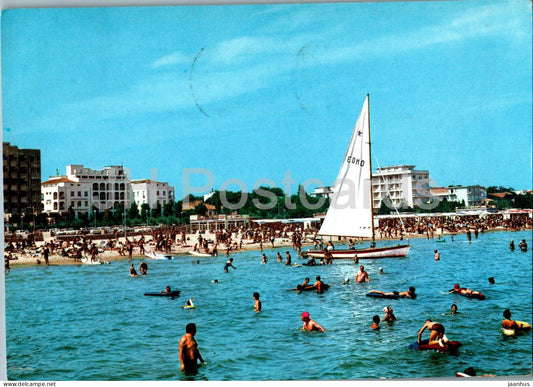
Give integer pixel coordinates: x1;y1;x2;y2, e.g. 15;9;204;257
145;251;172;260
81;257;107;265
188;251;212;257
303;95;410;260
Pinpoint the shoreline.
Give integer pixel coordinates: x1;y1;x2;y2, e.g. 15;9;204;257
5;226;529;269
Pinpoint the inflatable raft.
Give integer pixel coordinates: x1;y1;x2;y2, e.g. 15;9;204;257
144;290;181;298
502;321;531;336
408;339;462;353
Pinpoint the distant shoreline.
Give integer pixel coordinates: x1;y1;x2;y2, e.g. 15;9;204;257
5;225;529;269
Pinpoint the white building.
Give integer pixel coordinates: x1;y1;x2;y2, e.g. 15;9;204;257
41;165;132;215
447;185;487;207
371;165;431;210
131;179;175;209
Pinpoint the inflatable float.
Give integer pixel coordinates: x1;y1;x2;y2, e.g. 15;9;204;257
408;339;462;353
144;291;181;298
502;321;531;336
366;291;399;300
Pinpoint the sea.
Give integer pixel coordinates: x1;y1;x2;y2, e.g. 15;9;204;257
4;230;532;381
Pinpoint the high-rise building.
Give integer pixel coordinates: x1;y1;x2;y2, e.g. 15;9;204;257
371;165;431;210
3;142;42;221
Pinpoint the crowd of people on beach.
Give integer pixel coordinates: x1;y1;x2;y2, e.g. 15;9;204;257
4;212;531;269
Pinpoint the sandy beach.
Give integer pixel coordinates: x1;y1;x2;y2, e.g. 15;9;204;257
5;225;523;268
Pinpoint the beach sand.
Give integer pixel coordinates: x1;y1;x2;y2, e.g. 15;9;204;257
5;231;300;268
6;226;516;268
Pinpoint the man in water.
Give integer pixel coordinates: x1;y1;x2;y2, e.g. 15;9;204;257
179;323;205;373
224;258;236;272
296;277;311;293
285;251;292;266
417;319;447;346
310;275;326;294
434;249;440;261
369;287;416;299
139;261;148;275
253;292;261;312
370;315;380;330
501;309;519;330
355;265;370;283
301;312;326;332
449;283;483;298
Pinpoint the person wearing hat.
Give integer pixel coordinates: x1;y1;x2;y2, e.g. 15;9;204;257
301;312;326;332
383;306;396;322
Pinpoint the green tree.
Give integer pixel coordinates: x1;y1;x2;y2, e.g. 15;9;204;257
152;202;162;218
140;203;150;220
127;202;140;220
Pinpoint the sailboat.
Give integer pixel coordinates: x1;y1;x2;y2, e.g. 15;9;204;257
303;94;410;259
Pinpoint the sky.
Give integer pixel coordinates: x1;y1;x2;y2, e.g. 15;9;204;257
1;0;532;199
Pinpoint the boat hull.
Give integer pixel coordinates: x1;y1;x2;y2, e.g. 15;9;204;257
304;244;410;259
145;252;172;260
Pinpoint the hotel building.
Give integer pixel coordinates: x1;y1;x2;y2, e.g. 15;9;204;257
42;165;132;215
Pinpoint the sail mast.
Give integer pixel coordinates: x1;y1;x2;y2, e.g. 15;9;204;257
367;93;375;242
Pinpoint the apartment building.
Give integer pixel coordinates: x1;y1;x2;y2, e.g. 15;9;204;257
131;179;175;209
371;165;431;210
3;142;42;220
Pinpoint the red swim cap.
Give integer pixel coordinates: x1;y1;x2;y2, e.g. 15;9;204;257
301;312;310;318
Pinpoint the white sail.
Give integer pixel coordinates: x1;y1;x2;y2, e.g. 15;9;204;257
318;95;373;238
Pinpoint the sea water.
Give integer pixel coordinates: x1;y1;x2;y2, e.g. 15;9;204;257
5;230;532;381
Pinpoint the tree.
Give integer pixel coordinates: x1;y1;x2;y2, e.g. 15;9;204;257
127;202;139;220
140;203;150;220
151;202;162;218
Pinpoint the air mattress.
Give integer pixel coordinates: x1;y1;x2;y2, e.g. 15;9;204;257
366;291;399;300
408;339;462;353
144;291;181;297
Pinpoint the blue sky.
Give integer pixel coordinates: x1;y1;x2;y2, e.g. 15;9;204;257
2;0;531;199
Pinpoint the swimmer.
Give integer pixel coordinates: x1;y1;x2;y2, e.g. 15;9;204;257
261;254;268;264
443;304;459;315
417;319;447;346
129;263;139;277
378;267;383;274
449;284;483;298
488;277;495;285
501;309;519;330
342;277;350;285
370;315;380;330
383;306;396;322
182;298;195;308
371;287;416;299
434;249;440;261
355;265;370;283
161;286;171;294
301;311;326;332
253;292;261;312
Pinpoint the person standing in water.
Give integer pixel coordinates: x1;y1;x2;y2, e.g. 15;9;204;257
224;258;236;272
253;292;262;312
179;323;205;374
